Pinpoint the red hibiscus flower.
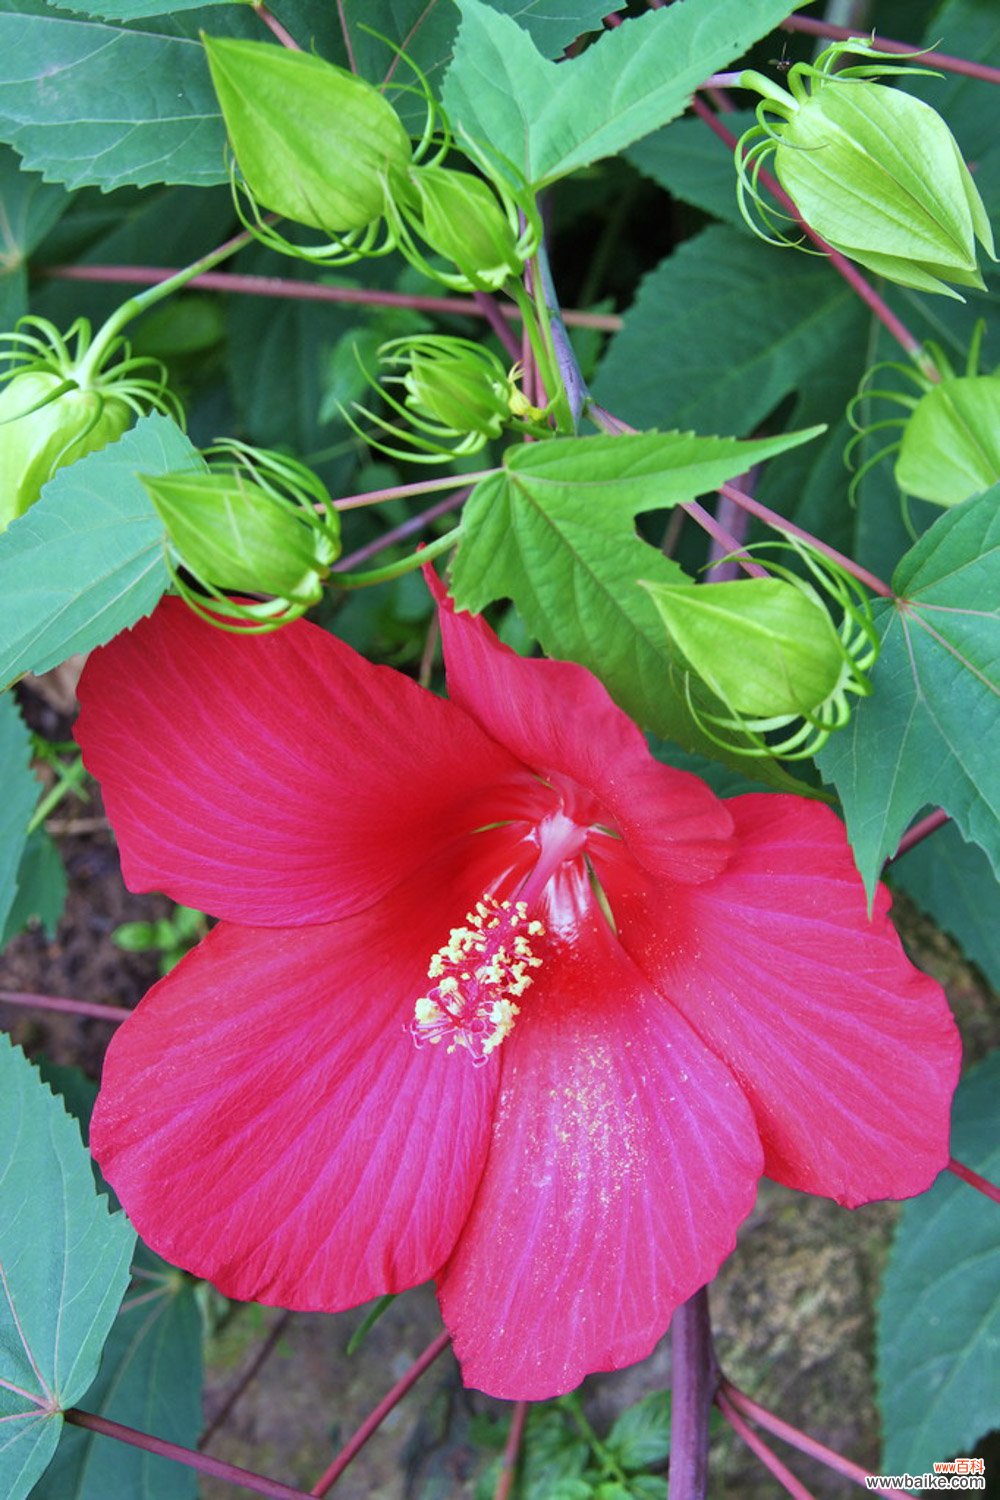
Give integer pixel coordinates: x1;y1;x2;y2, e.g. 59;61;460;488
75;587;960;1400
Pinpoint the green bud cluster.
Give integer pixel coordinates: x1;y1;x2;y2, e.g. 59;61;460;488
737;39;995;298
643;542;878;759
0;315;177;532
202;35;537;291
142;441;341;631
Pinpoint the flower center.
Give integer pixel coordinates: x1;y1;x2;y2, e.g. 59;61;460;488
410;895;545;1065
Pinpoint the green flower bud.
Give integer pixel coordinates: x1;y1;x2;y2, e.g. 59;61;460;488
397;338;512;438
0;370;130;531
894;376;1000;507
397;165;527;291
738;41;995;297
141;443;341;631
203;35;412;234
643;577;846;719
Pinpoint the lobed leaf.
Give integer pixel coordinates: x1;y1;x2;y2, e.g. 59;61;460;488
0;414;199;688
0;1035;135;1500
891;822;1000;994
817;488;1000;898
0;694;40;940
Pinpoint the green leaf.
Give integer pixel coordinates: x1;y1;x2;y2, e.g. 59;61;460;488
626;113;755;232
51;0;229;15
0;14;226;191
0;1035;135;1500
0;144;69;330
0;830;66;946
817;489;1000;898
592;225;860;438
891;822;1000;994
0;414;198;688
443;0;806;187
606;1391;671;1472
450;426;823;782
878;1053;1000;1473
0;694;40;938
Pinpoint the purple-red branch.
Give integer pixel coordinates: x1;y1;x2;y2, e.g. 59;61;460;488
0;989;131;1024
253;3;301;51
332;489;470;572
889;808;951;860
948;1157;1000;1206
781;15;1000;86
719;484;894;599
41;266;622;334
309;1330;451;1495
716;1389;819;1500
669;1288;718;1500
64;1409;315;1500
688;97;929;368
719;1380;910;1498
494;1401;529;1500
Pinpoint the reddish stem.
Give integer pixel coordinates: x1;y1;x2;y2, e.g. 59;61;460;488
332;489;470;572
494;1401;529;1500
0;989;131;1024
309;1330;451;1495
719;1381;910;1498
781;15;1000;86
685;500;769;579
688;97;931;371
474;292;523;362
889;808;951;860
948;1157;1000;1206
253;3;301;50
41;267;623;334
335;0;357;73
64;1409;314;1499
334;469;495;512
719;484;894;599
199;1310;295;1451
716;1390;818;1500
669;1288;718;1500
705;466;760;582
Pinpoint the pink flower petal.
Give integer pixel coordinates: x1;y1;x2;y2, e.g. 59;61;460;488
607;795;961;1207
76;598;536;924
437;871;762;1400
430;575;734;883
89;832;531;1306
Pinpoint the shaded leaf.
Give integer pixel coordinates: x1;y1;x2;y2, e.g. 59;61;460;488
450;426;822;783
626;113;755;232
0;695;40;938
891;821;1000;994
0;829;66;946
607;1391;671;1472
0;1035;134;1500
817;488;1000;897
0;144;70;330
0;14;226;191
0;414;198;687
878;1053;1000;1473
52;0;229;15
443;0;807;187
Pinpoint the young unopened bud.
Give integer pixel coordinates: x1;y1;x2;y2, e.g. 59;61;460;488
0;370;130;531
398;165;527;290
397;338;513;439
203;35;412;234
642;545;878;759
644;577;846;720
141;443;341;630
895;376;1000;507
738;40;995;297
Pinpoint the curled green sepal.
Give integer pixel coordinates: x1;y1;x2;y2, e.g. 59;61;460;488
142;440;341;633
346;334;550;463
735;38;995;298
0;315;179;531
846;324;1000;510
643;540;879;761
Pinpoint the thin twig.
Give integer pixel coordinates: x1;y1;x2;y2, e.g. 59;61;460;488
332;490;470;572
64;1409;315;1499
309;1330;451;1495
41;266;624;333
253;4;301;49
493;1401;529;1500
948;1157;1000;1207
335;0;357;72
473;293;523;361
781;15;1000;85
334;469;495;512
0;989;131;1023
715;1389;818;1500
887;808;950;861
719;1381;910;1498
719;484;894;598
199;1311;295;1451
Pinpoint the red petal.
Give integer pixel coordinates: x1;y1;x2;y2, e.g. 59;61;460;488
609;795;961;1207
437;871;762;1400
89;833;528;1307
429;577;733;883
76;598;532;924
